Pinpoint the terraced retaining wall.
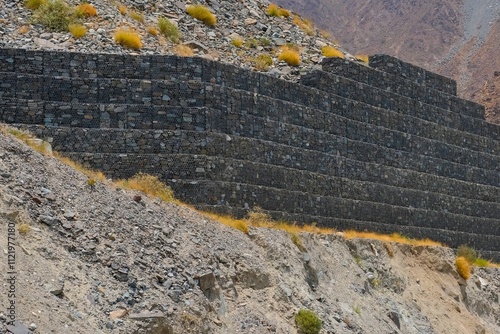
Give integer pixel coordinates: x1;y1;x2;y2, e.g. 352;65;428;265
1;48;499;260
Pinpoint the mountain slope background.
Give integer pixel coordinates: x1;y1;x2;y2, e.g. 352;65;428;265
275;0;500;124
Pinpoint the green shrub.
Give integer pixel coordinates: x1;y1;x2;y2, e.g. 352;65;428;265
295;309;322;334
186;5;216;26
31;0;77;31
158;17;179;42
457;245;477;263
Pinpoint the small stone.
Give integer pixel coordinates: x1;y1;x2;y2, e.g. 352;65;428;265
196;272;216;291
129;311;164;320
28;323;37;331
244;18;257;25
110;309;128;319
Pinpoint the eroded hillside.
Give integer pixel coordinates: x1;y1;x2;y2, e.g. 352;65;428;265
0;128;499;334
275;0;500;124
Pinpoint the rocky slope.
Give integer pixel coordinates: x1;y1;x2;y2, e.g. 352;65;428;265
275;0;500;124
0;0;356;83
1;129;500;333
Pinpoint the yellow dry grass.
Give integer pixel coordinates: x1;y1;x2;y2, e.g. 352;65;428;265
68;23;87;38
455;256;471;279
343;230;444;247
114;29;142;50
199;208;335;236
128;10;144;23
115;173;174;202
322;45;344;58
173;45;194;57
118;5;126;15
355;54;369;63
146;26;159;36
293;15;314;36
278;48;300;66
76;3;97;17
266;4;290;18
186;5;216;26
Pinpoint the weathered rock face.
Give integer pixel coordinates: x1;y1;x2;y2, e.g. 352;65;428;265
0;131;499;334
1;48;500;261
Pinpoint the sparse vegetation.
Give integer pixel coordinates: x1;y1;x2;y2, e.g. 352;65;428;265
186;5;216;26
293;15;314;36
322;45;344;58
18;223;31;234
158;17;179;42
116;173;174;202
118;4;126;15
173;44;194;57
31;0;77;32
68;23;87;38
231;36;244;48
25;0;47;10
353;305;361;315
246;37;259;49
253;53;273;71
290;232;306;252
456;245;491;267
278;47;300;66
383;242;394;257
114;28;142;50
76;3;97;17
266;4;290;18
343;230;444;247
295;309;322;334
87;178;96;187
259;37;271;46
128;10;144;23
455;256;471;280
356;54;369;63
146;26;159;36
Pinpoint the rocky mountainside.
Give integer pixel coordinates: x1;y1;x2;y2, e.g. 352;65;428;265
275;0;500;124
1;127;500;333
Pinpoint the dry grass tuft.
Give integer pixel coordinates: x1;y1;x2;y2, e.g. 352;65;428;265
455;256;471;279
76;3;97;17
118;4;126;15
186;5;216;26
343;230;444;247
18;223;31;234
253;53;273;71
322;45;344;58
293;15;314;35
128;10;144;23
115;173;174;202
278;47;300;66
146;26;159;36
173;44;194;57
68;23;87;38
266;4;290;18
201;212;249;234
355;54;369;63
114;28;142;50
231;36;244;48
